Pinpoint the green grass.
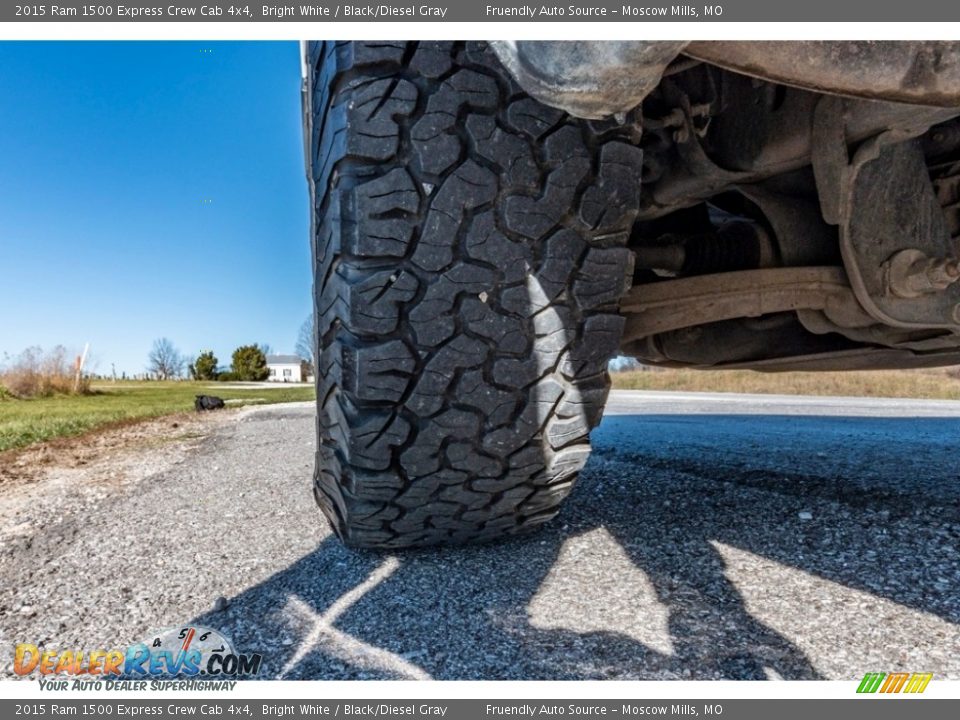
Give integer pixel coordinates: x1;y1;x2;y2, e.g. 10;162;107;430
610;368;960;400
8;370;958;455
0;381;315;453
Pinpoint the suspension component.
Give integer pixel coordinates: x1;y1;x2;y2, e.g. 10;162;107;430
884;249;960;299
632;220;777;277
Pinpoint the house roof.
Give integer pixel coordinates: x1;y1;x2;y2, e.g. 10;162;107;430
266;354;302;365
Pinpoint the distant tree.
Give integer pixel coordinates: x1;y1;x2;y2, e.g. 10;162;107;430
147;338;185;380
257;342;273;357
190;351;219;381
231;344;269;381
295;315;315;377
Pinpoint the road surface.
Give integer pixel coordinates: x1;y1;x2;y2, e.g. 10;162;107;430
1;391;958;680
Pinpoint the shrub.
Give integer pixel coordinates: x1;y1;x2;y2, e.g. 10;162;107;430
0;346;91;398
190;351;219;381
231;345;269;381
216;371;241;382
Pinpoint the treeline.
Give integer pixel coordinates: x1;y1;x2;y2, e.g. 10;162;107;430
148;338;273;382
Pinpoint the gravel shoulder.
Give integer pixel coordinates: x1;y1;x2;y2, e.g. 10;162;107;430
1;393;957;681
0;409;242;545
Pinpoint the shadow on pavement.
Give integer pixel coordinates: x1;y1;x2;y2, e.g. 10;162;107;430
192;411;960;680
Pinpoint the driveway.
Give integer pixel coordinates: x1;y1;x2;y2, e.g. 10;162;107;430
2;391;958;680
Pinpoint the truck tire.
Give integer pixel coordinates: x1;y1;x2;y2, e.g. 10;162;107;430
306;41;643;548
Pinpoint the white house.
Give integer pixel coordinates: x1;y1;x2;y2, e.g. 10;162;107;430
266;354;303;383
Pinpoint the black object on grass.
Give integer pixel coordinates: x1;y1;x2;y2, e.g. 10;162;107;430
195;395;226;412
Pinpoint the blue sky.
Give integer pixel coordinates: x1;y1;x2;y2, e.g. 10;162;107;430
0;41;310;376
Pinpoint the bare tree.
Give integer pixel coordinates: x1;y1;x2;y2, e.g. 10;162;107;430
295;315;315;376
147;337;185;380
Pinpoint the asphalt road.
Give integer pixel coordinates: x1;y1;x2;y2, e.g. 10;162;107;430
2;390;959;680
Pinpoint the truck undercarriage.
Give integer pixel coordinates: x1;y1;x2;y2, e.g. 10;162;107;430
495;41;960;371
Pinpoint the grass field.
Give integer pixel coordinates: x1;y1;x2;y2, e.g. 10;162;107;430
610;367;960;400
0;381;315;453
5;370;960;455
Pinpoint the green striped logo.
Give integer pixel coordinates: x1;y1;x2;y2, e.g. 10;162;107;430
857;673;886;693
857;672;932;694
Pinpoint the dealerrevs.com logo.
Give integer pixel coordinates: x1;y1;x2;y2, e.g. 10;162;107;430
857;672;933;694
14;625;262;680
